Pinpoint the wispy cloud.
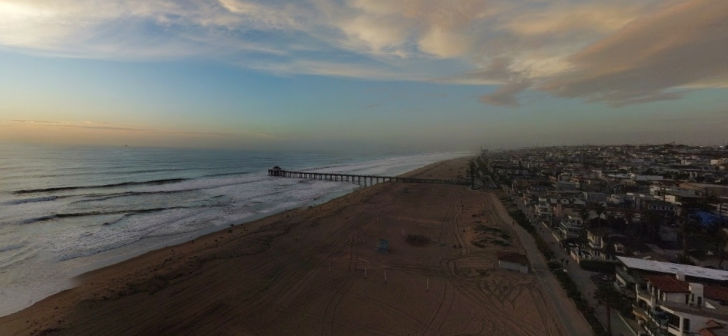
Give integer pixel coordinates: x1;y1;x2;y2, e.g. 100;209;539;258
479;80;532;107
539;0;728;106
12;119;61;124
8;120;279;139
0;0;724;107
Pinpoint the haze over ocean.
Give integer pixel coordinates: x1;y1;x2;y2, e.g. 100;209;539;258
0;143;468;316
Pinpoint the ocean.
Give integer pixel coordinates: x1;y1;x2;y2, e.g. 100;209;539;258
0;143;469;317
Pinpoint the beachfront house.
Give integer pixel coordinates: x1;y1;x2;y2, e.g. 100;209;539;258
612;257;728;336
635;273;728;336
557;215;584;240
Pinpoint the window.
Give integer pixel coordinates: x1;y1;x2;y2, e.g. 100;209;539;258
684;318;690;331
667;313;680;330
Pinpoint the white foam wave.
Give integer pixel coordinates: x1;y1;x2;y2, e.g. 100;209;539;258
0;151;470;317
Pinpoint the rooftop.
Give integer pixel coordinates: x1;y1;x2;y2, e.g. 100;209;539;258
686;183;728;190
497;252;529;265
662;300;728;322
706;286;728;302
643;274;689;293
700;320;728;336
618;256;728;281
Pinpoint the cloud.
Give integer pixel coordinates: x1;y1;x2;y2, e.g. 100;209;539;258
450;57;533;107
0;0;724;108
479;80;532;107
12;119;61;124
8;119;279;139
539;0;728;106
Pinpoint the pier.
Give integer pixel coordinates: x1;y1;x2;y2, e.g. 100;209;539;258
268;166;472;187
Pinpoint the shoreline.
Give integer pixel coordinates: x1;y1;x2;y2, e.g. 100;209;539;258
0;157;584;336
0;159;453;319
70;158;454;280
0;156;448;318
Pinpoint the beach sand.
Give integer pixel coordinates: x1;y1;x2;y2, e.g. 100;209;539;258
0;157;582;336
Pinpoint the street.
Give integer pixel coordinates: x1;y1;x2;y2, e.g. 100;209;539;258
509;189;637;336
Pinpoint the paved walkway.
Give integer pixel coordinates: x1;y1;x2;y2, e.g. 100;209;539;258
489;194;593;336
510;193;637;336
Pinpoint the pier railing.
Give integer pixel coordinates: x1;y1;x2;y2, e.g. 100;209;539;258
268;169;471;186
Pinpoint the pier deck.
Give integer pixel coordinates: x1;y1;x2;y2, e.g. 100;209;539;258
268;168;471;186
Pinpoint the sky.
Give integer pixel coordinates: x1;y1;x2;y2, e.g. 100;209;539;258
0;0;726;152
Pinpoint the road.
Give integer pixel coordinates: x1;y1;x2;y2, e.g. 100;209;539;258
488;193;593;336
509;189;637;336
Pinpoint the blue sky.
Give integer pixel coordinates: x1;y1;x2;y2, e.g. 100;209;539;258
0;0;726;151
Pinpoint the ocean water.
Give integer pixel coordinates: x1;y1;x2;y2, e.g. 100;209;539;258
0;144;469;317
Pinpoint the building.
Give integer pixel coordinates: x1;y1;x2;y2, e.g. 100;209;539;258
681;183;728;198
634;273;728;336
614;257;728;335
580;228;650;261
269;166;283;176
585;227;613;260
699;320;728;336
583;192;608;203
615;257;728;290
558;215;584;240
497;252;529;273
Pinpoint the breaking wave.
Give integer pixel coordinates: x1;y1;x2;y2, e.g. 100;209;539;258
13;178;189;194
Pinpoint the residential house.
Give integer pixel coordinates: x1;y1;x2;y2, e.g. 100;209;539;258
615;257;728;301
634;273;728;336
582;228;651;261
558;215;584;240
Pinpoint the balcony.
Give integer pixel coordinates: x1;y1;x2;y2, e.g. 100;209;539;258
633;305;649;321
641;313;672;336
588;240;603;249
615;267;635;286
637;288;655;308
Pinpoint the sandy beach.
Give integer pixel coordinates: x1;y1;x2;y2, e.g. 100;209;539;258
0;157;586;336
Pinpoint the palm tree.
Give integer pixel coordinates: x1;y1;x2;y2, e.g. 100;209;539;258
593;284;613;336
643;210;663;242
579;207;591;227
467;160;478;188
596;205;606;228
678;207;699;262
624;209;637;235
712;229;728;269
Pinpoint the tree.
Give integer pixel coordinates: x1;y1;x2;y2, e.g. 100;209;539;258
593;284;614;336
467;160;477;188
678;208;700;261
594;283;633;335
712;229;728;269
643;210;663;242
579;207;591;226
595;205;607;228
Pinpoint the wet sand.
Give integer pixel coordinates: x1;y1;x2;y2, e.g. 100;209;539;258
0;157;581;336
